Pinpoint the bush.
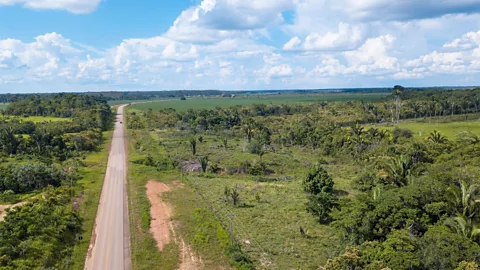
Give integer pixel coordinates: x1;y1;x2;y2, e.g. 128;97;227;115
303;165;334;195
249;162;266;176
306;192;338;223
225;244;254;270
393;127;413;142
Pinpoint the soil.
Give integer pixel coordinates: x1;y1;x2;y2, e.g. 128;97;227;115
146;181;172;251
146;180;203;269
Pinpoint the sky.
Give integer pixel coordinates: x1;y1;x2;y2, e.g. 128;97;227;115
0;0;480;93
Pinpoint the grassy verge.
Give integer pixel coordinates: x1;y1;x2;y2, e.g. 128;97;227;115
126;126;230;269
127;129;172;270
70;131;113;269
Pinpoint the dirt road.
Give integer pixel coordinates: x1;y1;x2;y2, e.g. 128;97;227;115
84;105;131;270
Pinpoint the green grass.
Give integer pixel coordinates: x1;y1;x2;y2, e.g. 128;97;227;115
0;103;8;110
130;93;387;112
107;100;159;106
143;130;357;269
70;131;113;269
0;115;71;123
368;118;480;139
127;129;230;270
127;130;177;270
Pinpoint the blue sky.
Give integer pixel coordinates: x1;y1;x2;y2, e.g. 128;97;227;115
1;0;480;93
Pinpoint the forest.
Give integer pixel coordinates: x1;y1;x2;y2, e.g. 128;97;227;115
125;87;480;269
0;94;113;269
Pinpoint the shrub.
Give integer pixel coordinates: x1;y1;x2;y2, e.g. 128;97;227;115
306;191;338;223
225;244;254;270
303;165;334;195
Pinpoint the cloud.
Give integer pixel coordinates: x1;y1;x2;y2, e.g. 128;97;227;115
3;0;480;91
342;0;480;21
165;0;295;44
283;23;363;51
343;34;398;73
0;0;102;14
443;30;480;51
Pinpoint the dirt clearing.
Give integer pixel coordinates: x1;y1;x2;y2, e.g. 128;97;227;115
0;201;27;221
146;180;202;269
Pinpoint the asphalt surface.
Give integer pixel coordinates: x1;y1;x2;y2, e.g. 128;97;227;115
85;105;131;270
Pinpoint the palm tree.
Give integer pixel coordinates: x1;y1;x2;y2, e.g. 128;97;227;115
446;181;480;240
445;214;480;239
242;118;257;143
428;130;447;144
383;155;417;187
449;181;480;219
199;156;209;173
411;102;421;119
189;137;197;155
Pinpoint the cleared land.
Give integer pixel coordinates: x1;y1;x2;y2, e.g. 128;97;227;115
130;93;387;112
108;100;158;106
0;103;8;110
0;115;71;123
368;118;480;139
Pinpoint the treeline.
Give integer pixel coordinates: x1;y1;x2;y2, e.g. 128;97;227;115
84;90;227;101
0;94;112;160
5;94;112;127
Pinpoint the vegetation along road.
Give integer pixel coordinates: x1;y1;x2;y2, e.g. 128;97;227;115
85;105;131;270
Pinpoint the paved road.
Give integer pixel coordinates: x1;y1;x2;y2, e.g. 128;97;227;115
85;105;131;270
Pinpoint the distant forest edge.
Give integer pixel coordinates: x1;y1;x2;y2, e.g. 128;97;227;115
0;86;477;103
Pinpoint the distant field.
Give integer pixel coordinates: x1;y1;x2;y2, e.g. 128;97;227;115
130;93;387;112
369;119;480;139
0;103;8;110
0;115;71;123
107;99;158;106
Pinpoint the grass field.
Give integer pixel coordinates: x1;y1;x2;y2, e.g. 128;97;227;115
130;93;387;112
368;117;480;139
70;131;113;269
107;100;160;106
0;103;8;110
0;115;71;123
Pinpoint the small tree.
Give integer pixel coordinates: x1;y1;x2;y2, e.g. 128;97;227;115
190;137;197;155
393;85;404;124
248;140;265;162
303;165;334;195
306;192;338;223
222;137;228;149
224;186;241;206
199;156;209;173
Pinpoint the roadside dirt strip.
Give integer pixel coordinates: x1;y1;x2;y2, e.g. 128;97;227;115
84;105;131;270
146;180;203;270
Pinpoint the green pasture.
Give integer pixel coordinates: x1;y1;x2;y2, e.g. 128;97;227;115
130;93;387;112
368;119;480;139
107;99;161;106
0;103;8;110
0;115;71;123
